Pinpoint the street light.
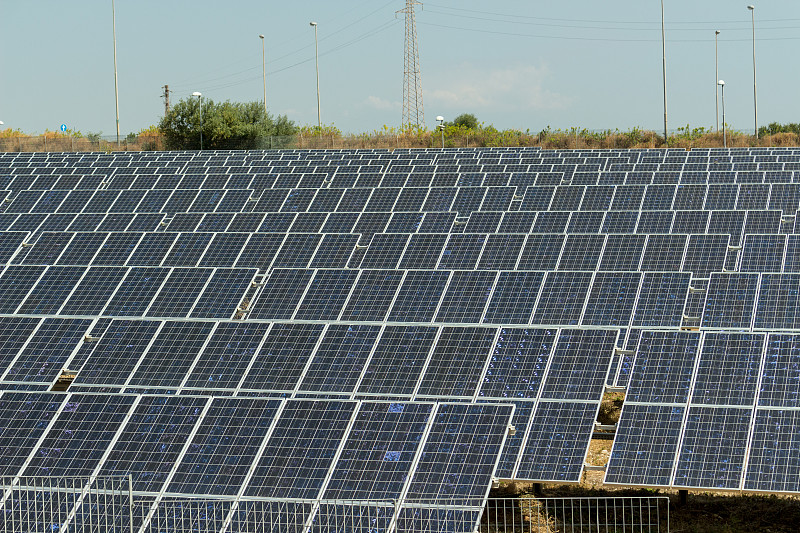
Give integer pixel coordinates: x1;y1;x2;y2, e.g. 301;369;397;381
112;0;120;145
436;116;445;148
192;92;203;150
310;22;321;129
715;30;720;132
259;35;267;120
718;80;727;148
747;5;758;139
660;0;668;146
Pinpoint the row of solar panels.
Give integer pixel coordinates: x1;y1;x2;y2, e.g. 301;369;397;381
0;231;748;275
7;168;800;193
0;209;791;244
6;182;800;214
0;264;687;327
4;146;800;164
0;392;512;504
607;330;800;493
0;319;613;403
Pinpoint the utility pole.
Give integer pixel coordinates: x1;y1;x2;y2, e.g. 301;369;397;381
162;85;171;117
399;0;424;129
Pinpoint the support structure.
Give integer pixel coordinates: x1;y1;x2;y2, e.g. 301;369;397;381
162;85;170;117
400;0;424;130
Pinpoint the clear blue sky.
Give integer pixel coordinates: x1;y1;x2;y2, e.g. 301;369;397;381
2;1;798;136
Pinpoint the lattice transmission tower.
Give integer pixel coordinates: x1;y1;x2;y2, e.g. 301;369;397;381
400;0;424;129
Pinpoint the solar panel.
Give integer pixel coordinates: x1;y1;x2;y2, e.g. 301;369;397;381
539;329;616;400
59;266;127;316
387;270;449;322
557;234;604;270
145;267;213;318
101;267;170;317
483;271;544;324
515;401;598;482
416;326;496;398
322;401;434;500
434;271;496;323
243;399;357;498
581;271;641;327
339;270;404;322
356;326;438;397
531;271;593;326
126;321;215;391
72;320;162;389
479;328;555;399
701;273;759;328
404;402;513;503
166;397;282;496
97;395;209;492
239;323;324;393
604;404;685;486
298;325;381;394
294;269;360;321
22;394;136;477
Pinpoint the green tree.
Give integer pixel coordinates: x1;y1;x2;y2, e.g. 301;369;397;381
451;113;479;130
159;98;296;150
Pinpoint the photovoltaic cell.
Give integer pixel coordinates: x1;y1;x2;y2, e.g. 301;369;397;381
240;323;324;393
435;271;496;323
323;401;433;500
479;328;555;399
102;267;169;317
673;406;750;489
356;326;437;397
744;408;800;492
294;269;359;321
515;401;598;482
387;270;450;323
531;271;593;326
405;403;512;503
190;268;256;319
72;320;161;388
145;268;213;318
166;397;282;496
632;272;691;328
97;395;209;492
59;266;127;316
691;332;764;406
22;394;136;477
0;392;64;476
604;404;684;486
581;272;641;327
248;269;314;320
339;270;404;322
183;322;269;391
760;334;800;408
701;273;759;329
243;399;357;499
539;329;617;401
298;324;381;394
416;326;496;398
483;272;544;325
127;321;215;390
626;331;700;403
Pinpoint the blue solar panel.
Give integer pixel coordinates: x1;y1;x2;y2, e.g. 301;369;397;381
404;403;513;503
673;406;750;490
539;329;617;401
515;401;598;482
479;328;555;399
701;273;759;329
604;404;685;486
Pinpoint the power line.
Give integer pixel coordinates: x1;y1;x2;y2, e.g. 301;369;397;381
417;20;800;43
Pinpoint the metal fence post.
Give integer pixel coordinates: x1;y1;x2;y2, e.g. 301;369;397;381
129;474;134;533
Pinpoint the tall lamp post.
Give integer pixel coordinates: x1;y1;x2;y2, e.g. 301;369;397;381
660;0;668;146
112;0;120;146
747;5;758;139
715;30;720;132
192;92;203;150
436;116;445;148
718;80;727;148
259;34;267;119
310;22;321;129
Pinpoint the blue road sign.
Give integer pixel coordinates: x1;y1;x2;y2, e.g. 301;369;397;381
60;124;67;132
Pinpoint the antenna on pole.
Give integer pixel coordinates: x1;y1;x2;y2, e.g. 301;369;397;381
399;0;424;130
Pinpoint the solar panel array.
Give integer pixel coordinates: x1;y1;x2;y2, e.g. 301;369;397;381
1;145;800;528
